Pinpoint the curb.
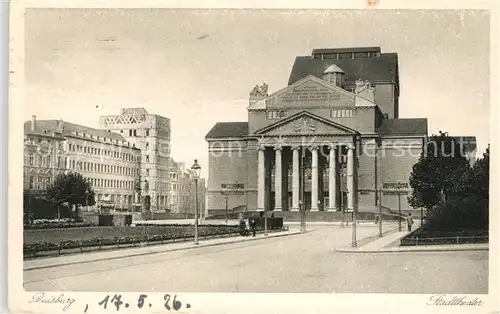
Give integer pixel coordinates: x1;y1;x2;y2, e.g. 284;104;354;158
24;230;303;271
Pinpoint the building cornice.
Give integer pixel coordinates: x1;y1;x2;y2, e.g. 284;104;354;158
206;137;247;142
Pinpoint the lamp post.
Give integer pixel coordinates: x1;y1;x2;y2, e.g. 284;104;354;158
224;194;229;224
300;146;306;233
378;189;383;237
398;192;402;232
191;159;201;245
85;190;89;212
352;200;357;248
339;163;346;228
420;207;424;226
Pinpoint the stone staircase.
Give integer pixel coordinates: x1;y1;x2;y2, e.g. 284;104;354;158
206;205;422;222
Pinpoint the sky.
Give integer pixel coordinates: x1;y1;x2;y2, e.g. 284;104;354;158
25;9;490;177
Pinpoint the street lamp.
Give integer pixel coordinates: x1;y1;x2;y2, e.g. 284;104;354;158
299;200;305;233
299;146;307;234
224;194;229;224
420;207;424;226
85;190;89;212
352;195;357;248
191;159;201;245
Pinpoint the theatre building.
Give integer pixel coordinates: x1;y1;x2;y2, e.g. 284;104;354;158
205;47;474;217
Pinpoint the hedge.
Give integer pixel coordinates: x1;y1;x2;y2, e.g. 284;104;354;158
24;222;95;230
23;226;249;259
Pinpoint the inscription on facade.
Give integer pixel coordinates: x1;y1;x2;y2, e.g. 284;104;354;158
383;182;409;189
221;183;245;195
280;85;342;103
382;182;410;195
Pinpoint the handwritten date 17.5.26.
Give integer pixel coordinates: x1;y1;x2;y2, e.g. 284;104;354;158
83;294;191;312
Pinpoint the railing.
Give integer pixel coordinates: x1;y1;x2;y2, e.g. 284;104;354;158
401;235;489;246
23;227;286;259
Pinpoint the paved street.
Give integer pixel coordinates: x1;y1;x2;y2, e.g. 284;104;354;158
24;225;488;294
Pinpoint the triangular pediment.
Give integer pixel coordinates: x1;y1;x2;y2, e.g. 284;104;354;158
265;75;358;109
253;111;359;136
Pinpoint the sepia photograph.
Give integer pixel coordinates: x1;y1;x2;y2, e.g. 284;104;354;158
8;4;497;313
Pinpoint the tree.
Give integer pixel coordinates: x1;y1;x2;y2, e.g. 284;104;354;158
459;145;489;228
408;131;471;211
45;172;96;221
464;145;489;200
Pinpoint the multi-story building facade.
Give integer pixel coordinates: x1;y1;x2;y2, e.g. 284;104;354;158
24;116;142;211
167;158;206;216
166;159;184;213
23;116;68;191
99;108;171;212
205;47;476;216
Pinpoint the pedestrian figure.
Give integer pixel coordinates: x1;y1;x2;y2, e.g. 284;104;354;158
251;219;256;237
406;213;414;232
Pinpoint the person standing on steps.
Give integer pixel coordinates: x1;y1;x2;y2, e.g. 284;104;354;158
406;213;414;232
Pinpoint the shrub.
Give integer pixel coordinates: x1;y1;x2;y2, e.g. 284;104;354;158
24;222;95;230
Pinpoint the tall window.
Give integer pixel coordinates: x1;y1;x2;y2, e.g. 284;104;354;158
331;108;355;118
267;110;287;120
354;52;370;58
29;154;34;166
338;52;352;60
146;129;150;136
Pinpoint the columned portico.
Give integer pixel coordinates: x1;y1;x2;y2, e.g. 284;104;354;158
310;146;319;211
255;139;356;213
291;146;300;211
346;144;355;211
274;145;283;211
257;145;265;211
328;144;337;211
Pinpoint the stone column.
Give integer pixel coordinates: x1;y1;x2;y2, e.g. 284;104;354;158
291;146;300;211
347;144;355;211
328;145;337;211
257;145;265;211
274;145;283;211
310;146;319;211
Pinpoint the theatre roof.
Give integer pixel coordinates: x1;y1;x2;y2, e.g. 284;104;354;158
205;122;249;139
312;47;381;54
377;118;428;136
288;53;399;87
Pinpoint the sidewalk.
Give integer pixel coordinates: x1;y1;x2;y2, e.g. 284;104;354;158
286;221;399;227
24;228;302;271
336;229;489;253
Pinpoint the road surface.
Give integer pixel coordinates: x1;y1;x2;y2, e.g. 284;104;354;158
24;225;488;293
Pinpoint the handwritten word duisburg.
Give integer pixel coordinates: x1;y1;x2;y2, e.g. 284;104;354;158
29;292;76;311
